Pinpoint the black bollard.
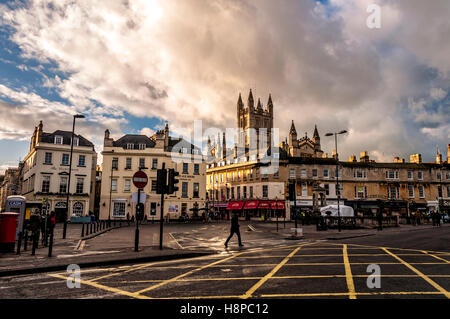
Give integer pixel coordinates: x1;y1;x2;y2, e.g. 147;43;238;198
16;232;22;255
31;232;37;256
24;230;28;251
48;227;54;257
81;223;85;237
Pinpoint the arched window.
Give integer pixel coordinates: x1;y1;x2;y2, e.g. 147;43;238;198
72;202;84;217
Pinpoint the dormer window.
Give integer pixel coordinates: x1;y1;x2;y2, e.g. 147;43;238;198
138;144;145;150
126;143;134;150
73;137;79;146
54;135;63;144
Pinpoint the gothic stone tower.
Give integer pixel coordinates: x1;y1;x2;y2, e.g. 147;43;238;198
237;89;273;154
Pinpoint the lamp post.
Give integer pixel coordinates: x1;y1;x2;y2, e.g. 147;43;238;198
63;114;85;239
108;156;117;227
325;130;348;232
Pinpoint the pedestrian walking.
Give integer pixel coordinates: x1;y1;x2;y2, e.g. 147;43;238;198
376;209;383;231
127;212;130;226
224;212;243;248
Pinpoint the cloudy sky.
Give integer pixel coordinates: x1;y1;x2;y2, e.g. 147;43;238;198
0;0;449;173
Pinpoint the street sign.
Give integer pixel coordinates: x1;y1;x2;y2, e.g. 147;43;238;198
133;171;148;189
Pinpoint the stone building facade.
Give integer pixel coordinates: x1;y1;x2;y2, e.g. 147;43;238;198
0;167;21;212
20;121;97;220
100;124;206;221
206;90;450;219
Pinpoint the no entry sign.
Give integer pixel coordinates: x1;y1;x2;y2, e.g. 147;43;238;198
132;171;148;189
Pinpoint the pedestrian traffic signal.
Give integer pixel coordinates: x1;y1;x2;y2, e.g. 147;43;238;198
156;168;167;194
167;168;180;195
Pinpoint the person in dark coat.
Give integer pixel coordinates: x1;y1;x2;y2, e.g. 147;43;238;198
225;212;243;248
376;209;383;231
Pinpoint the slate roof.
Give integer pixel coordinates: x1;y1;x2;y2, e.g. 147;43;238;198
41;130;94;147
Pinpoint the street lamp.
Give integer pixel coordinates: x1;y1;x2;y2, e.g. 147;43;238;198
108;155;118;227
63;114;85;239
325;130;348;232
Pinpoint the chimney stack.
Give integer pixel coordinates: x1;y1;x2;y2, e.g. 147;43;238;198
348;155;357;162
410;153;422;164
360;151;369;163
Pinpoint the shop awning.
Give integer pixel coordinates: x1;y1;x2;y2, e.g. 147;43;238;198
270;201;285;210
244;201;260;209
226;201;245;210
258;201;270;209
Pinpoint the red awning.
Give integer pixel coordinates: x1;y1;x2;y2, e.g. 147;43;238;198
258;201;270;209
244;201;260;209
271;201;285;210
226;201;245;210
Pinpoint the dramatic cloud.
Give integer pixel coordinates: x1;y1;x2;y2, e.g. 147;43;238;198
0;0;449;166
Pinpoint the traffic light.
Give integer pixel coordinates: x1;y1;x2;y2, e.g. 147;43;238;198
156;168;167;194
136;203;144;221
167;168;180;194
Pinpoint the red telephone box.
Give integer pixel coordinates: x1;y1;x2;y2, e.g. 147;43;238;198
0;213;19;253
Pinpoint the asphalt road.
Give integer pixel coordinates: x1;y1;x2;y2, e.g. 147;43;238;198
0;225;449;299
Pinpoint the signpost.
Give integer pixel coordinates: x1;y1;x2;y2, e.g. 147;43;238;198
133;170;148;252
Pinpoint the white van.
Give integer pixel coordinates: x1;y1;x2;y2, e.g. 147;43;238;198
320;205;354;217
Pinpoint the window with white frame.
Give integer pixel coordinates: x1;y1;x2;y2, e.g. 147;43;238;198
73;137;79;146
312;169;318;178
125;158;132;169
44;152;52;164
355;186;367;199
408;185;414;198
61;154;69;166
139;158;145;169
262;185;268;198
78;155;86;167
72;202;84;217
302;183;308;196
138;143;145;150
388;186;399;199
76;178;84;193
418;185;425;198
124;179;131;192
126;143;133;150
417;171;423;180
54;135;63;144
111;179;117;192
301;169;307;178
152;158;158;169
289;168;296;179
42;175;50;193
113;201;126;217
386;170;399;179
323;169;329;178
408;171;413;180
354;169;367;179
59;177;68;193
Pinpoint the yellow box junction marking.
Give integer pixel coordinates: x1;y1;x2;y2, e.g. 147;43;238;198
241;243;313;299
342;244;357;299
382;248;450;299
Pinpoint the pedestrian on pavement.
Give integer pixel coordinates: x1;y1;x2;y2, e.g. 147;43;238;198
416;210;421;225
376;209;383;231
127;212;130;226
225;212;243;248
435;211;441;227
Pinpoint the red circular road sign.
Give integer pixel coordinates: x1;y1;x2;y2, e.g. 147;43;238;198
132;171;148;188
